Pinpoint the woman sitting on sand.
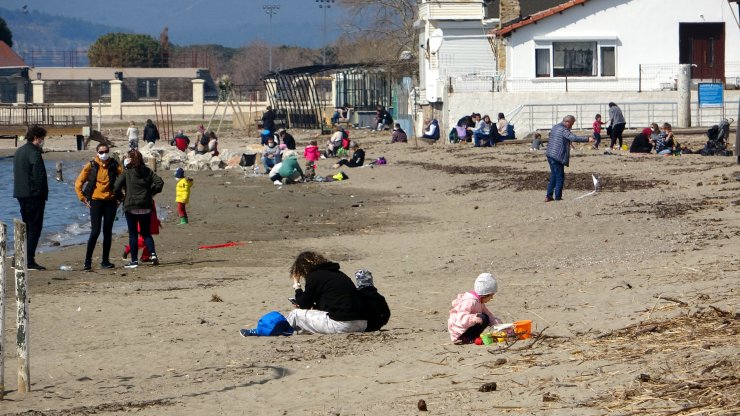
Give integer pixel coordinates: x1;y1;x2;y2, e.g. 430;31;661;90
287;251;367;334
422;119;440;140
629;128;654;154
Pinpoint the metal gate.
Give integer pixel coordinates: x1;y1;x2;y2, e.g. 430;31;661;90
263;64;394;130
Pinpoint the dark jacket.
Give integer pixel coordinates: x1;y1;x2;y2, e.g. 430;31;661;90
294;262;366;322
629;133;653;153
13;141;48;200
358;286;391;332
262;109;276;132
282;133;296;150
346;149;365;167
113;165;164;211
143;122;160;143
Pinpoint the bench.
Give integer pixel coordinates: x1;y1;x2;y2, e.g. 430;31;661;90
334;108;355;128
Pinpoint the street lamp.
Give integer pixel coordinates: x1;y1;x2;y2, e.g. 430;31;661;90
263;4;280;72
316;0;334;65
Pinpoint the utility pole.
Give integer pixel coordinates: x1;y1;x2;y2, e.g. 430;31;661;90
316;0;334;65
263;4;280;72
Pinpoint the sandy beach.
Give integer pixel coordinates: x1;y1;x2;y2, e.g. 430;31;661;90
0;126;738;415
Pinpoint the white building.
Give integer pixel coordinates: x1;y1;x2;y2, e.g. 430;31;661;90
416;0;500;104
494;0;740;92
421;0;740;136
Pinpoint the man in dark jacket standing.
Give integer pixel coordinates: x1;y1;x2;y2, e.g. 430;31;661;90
13;125;49;270
262;106;276;134
545;115;593;202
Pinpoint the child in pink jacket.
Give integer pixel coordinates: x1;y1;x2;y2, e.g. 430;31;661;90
304;140;321;164
448;273;502;344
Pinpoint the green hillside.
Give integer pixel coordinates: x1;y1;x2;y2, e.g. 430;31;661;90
1;7;129;65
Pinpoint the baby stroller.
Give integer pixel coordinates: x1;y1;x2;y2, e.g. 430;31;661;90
700;118;734;156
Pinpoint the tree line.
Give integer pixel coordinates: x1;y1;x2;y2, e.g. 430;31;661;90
1;0;418;85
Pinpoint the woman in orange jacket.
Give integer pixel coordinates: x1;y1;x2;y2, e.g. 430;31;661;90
74;143;122;271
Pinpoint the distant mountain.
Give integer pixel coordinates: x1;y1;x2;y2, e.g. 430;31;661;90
1;0;349;67
1;7;130;66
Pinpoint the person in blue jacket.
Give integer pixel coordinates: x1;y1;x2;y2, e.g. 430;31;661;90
545;115;594;202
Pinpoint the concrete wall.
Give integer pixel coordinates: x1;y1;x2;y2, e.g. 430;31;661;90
506;0;740;80
89;101;268;122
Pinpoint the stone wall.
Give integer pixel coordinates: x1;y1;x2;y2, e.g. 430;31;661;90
497;0;521;73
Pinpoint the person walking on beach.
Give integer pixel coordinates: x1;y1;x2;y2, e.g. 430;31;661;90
545;115;594;202
114;149;164;268
607;102;626;150
126;121;139;149
13;125;48;270
75;143;122;271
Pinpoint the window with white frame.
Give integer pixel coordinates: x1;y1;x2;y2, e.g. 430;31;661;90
534;40;616;78
137;79;158;99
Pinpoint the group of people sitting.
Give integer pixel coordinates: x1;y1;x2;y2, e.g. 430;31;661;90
448;112;515;146
170;126;220;156
259;125;366;185
629;122;680;155
240;249;507;347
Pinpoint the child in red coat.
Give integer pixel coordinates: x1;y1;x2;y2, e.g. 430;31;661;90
122;204;161;262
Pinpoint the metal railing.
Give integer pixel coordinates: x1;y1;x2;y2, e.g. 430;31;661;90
446;62;740;93
0;104;91;127
507;100;740;138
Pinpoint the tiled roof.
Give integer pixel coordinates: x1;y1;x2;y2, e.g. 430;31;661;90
486;0;572;19
493;0;589;37
0;41;27;67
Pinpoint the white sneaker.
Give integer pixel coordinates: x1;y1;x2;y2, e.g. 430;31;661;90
273;180;282;185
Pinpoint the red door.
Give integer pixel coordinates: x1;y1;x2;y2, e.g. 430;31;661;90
680;23;725;82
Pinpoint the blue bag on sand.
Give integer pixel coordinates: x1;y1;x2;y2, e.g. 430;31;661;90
240;311;294;337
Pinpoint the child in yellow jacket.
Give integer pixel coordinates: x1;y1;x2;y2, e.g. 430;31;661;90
175;168;193;224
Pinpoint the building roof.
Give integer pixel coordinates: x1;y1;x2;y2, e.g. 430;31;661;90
0;41;27;67
494;0;589;37
28;67;208;81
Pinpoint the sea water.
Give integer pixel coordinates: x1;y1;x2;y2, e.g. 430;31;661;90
0;156;128;254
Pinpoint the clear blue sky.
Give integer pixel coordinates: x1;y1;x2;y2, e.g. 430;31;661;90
3;0;348;47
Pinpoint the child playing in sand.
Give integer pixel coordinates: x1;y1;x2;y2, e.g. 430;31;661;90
530;132;542;151
448;273;502;344
175;168;193;225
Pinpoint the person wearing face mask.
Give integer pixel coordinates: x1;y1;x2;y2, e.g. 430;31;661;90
13;125;49;270
261;135;281;172
75;143;123;271
114;149;164;269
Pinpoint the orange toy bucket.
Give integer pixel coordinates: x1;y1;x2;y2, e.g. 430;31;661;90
513;320;532;340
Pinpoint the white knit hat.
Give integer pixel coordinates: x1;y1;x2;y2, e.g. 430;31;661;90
474;273;498;296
